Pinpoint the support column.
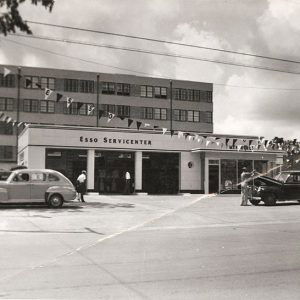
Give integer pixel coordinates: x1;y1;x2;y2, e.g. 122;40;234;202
135;151;142;192
87;149;95;191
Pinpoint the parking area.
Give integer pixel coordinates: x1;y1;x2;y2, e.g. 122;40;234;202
1;194;300;299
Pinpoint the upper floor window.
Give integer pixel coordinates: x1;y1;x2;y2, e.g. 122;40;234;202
116;105;130;117
79;80;94;93
41;77;55;90
141;85;153;98
206;91;213;103
0;146;13;160
173;109;187;122
0;74;15;88
187;90;194;101
78;103;94;116
0;98;13;111
101;104;115;115
102;82;115;94
154;108;167;120
187;110;200;122
0;121;13;135
23;99;39;112
117;83;130;96
140;107;153;119
64;79;78;93
24;76;39;89
193;90;200;102
173;89;180;100
154;86;167;99
63;101;79;115
204;111;213;123
40;100;55;113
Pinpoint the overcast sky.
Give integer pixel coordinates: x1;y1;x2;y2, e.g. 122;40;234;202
1;0;300;140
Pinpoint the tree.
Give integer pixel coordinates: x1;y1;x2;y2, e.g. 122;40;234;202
0;0;54;36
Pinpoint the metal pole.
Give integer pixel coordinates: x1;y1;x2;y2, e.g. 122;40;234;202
96;74;100;127
170;80;173;132
16;67;21;162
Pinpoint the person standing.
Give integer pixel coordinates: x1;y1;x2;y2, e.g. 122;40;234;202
124;171;131;194
240;167;251;206
76;170;87;202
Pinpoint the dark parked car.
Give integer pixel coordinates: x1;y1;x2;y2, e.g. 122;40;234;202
249;170;300;206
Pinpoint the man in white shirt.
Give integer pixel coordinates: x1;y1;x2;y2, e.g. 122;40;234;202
76;170;87;202
124;171;131;194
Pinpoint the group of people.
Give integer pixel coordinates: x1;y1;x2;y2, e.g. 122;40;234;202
75;170;132;202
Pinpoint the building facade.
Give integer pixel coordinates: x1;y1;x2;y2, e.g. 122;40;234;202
1;65;283;194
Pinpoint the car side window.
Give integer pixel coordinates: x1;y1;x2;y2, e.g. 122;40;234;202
48;173;60;182
13;173;30;182
31;173;46;182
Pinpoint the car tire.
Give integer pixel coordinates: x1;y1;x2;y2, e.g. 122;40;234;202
48;194;63;208
249;199;260;206
264;194;276;206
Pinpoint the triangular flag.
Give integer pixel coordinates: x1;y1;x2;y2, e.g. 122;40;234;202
17;121;24;127
0;112;4;119
184;133;189;139
162;128;167;135
136;121;142;130
35;83;42;89
128;119;133;127
56;93;63;102
87;104;95;115
117;115;126;120
66;97;74;108
107;113;115;122
3;67;11;77
178;131;183;139
98;110;104;119
25;78;32;88
144;123;151;127
45;88;53;100
188;135;193;141
206;140;211;147
77;102;84;110
154;126;159;129
6;117;12;123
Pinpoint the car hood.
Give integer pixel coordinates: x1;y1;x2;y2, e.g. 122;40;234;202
252;175;282;186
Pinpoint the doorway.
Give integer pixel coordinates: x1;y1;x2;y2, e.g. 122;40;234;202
209;165;219;193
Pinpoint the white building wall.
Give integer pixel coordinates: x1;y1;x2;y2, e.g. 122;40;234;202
27;146;45;169
135;151;142;191
180;152;201;192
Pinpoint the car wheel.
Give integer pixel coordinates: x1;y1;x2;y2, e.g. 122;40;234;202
264;194;276;206
48;194;63;208
249;199;260;206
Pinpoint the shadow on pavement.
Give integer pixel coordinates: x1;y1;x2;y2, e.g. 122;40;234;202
85;202;135;209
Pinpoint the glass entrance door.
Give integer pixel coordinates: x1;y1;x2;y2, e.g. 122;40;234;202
209;165;219;193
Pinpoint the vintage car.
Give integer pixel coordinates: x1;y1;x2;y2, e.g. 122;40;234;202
0;169;77;208
249;170;300;206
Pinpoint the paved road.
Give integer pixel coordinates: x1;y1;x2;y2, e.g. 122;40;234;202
0;194;300;299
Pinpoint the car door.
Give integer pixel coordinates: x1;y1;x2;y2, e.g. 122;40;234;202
29;172;49;202
282;174;300;200
6;172;31;203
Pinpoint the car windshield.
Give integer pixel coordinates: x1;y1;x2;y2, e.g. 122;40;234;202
275;173;290;183
0;171;11;181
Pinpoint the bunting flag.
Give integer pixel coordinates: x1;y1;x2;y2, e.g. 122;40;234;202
117;115;126;120
188;135;193;141
35;83;42;89
56;93;63;102
144;123;151;128
162;128;167;135
6;116;12;123
87;104;95;115
107;112;115;122
3;67;11;77
0;112;4;119
136;121;142;130
45;88;53;100
98;110;104;119
25;78;32;88
128;118;133;127
232;139;237;148
226;138;230;146
194;134;199;141
184;133;189;139
206;140;211;147
153;126;159;129
178;131;184;139
77;102;84;110
17;121;24;127
66;97;74;108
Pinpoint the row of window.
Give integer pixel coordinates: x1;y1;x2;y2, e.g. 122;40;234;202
0;145;13;160
1;74;213;102
0;122;13;135
0;97;213;123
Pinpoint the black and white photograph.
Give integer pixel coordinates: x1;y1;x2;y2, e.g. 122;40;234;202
0;0;300;298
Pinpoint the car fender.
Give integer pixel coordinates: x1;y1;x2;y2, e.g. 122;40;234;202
0;188;9;202
46;186;76;201
259;186;279;199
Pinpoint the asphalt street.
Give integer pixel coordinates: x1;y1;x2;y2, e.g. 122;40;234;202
0;194;300;299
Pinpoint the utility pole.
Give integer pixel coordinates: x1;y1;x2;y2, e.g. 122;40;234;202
96;74;100;127
16;67;21;162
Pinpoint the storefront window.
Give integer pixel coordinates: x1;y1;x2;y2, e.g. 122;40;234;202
221;160;237;191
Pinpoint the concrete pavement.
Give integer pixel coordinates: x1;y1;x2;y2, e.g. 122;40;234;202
0;194;300;299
